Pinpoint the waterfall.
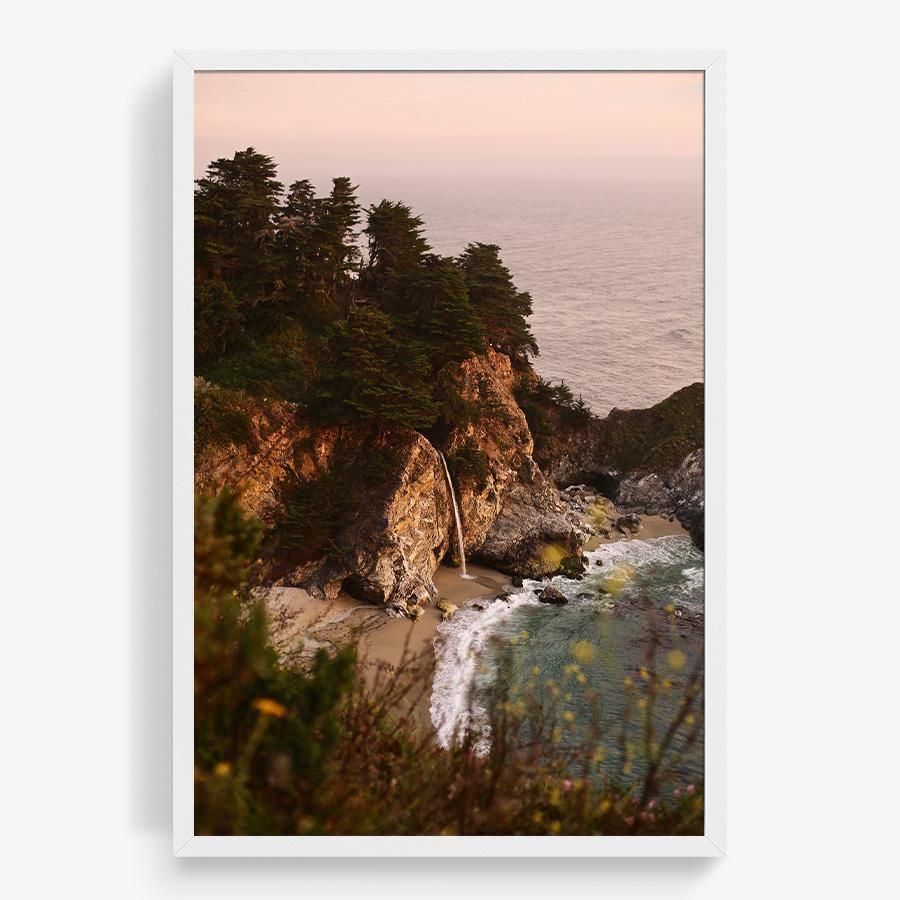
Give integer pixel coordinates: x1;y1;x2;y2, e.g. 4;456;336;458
439;451;474;579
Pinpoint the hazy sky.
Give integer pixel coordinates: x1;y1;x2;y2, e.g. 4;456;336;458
195;72;703;187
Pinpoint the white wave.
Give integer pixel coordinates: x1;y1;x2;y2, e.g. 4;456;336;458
585;534;698;571
429;588;541;749
429;535;705;748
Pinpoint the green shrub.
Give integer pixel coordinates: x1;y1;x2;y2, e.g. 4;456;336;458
197;320;321;404
516;377;594;439
449;440;490;489
194;383;257;458
275;470;349;563
195;279;244;359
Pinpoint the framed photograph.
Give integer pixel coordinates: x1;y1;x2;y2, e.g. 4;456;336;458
174;50;725;857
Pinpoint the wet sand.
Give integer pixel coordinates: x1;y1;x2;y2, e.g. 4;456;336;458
264;564;509;726
264;562;509;691
585;513;687;550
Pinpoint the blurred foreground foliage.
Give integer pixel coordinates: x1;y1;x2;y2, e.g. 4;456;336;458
195;491;704;836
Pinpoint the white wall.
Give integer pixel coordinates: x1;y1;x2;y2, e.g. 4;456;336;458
3;1;898;896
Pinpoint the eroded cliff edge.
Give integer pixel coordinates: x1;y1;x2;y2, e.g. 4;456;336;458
195;366;704;616
195;349;582;616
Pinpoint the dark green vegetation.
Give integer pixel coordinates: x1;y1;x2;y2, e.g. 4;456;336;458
194;382;257;458
195;149;538;430
594;382;704;474
195;493;704;836
516;375;594;442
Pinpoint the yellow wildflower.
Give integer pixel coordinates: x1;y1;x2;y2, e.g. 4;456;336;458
623;676;634;688
639;667;650;681
563;710;575;723
531;665;542;677
253;698;288;718
667;650;687;671
570;640;597;665
604;564;634;595
213;762;231;776
576;673;587;684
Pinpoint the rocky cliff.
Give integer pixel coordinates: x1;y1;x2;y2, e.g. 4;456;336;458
443;349;582;577
534;383;705;548
194;351;584;615
195;365;703;615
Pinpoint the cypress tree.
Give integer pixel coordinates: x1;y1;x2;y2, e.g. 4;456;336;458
194;148;283;310
363;200;430;286
458;242;538;362
399;256;486;367
312;304;439;430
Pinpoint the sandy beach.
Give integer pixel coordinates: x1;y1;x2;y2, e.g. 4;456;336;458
265;512;686;725
585;512;688;550
265;561;508;707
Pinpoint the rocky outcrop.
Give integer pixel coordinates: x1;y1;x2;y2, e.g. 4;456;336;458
436;598;458;621
442;349;537;557
195;361;585;614
538;585;568;606
536;383;705;550
194;378;304;524
617;449;704;548
615;513;643;535
441;348;583;578
284;429;452;614
195;379;453;615
476;457;582;578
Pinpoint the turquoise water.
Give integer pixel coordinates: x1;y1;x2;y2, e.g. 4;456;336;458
430;535;704;788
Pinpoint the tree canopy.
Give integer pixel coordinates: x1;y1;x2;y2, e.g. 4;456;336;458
195;150;542;431
459;242;539;363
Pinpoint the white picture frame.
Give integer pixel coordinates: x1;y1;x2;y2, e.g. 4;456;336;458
174;49;725;858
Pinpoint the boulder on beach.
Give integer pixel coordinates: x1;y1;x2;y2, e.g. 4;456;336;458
538;585;568;605
436;597;458;621
615;514;642;535
558;554;587;580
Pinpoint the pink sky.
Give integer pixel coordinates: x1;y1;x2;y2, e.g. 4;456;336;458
195;71;703;186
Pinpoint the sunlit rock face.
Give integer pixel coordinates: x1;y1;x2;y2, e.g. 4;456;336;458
280;427;454;615
194;350;587;611
194;380;453;615
441;348;583;577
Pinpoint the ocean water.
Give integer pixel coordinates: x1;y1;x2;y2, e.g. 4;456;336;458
357;178;704;416
431;535;705;786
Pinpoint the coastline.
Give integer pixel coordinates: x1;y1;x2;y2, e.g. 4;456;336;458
266;513;685;719
265;561;510;721
586;512;687;549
